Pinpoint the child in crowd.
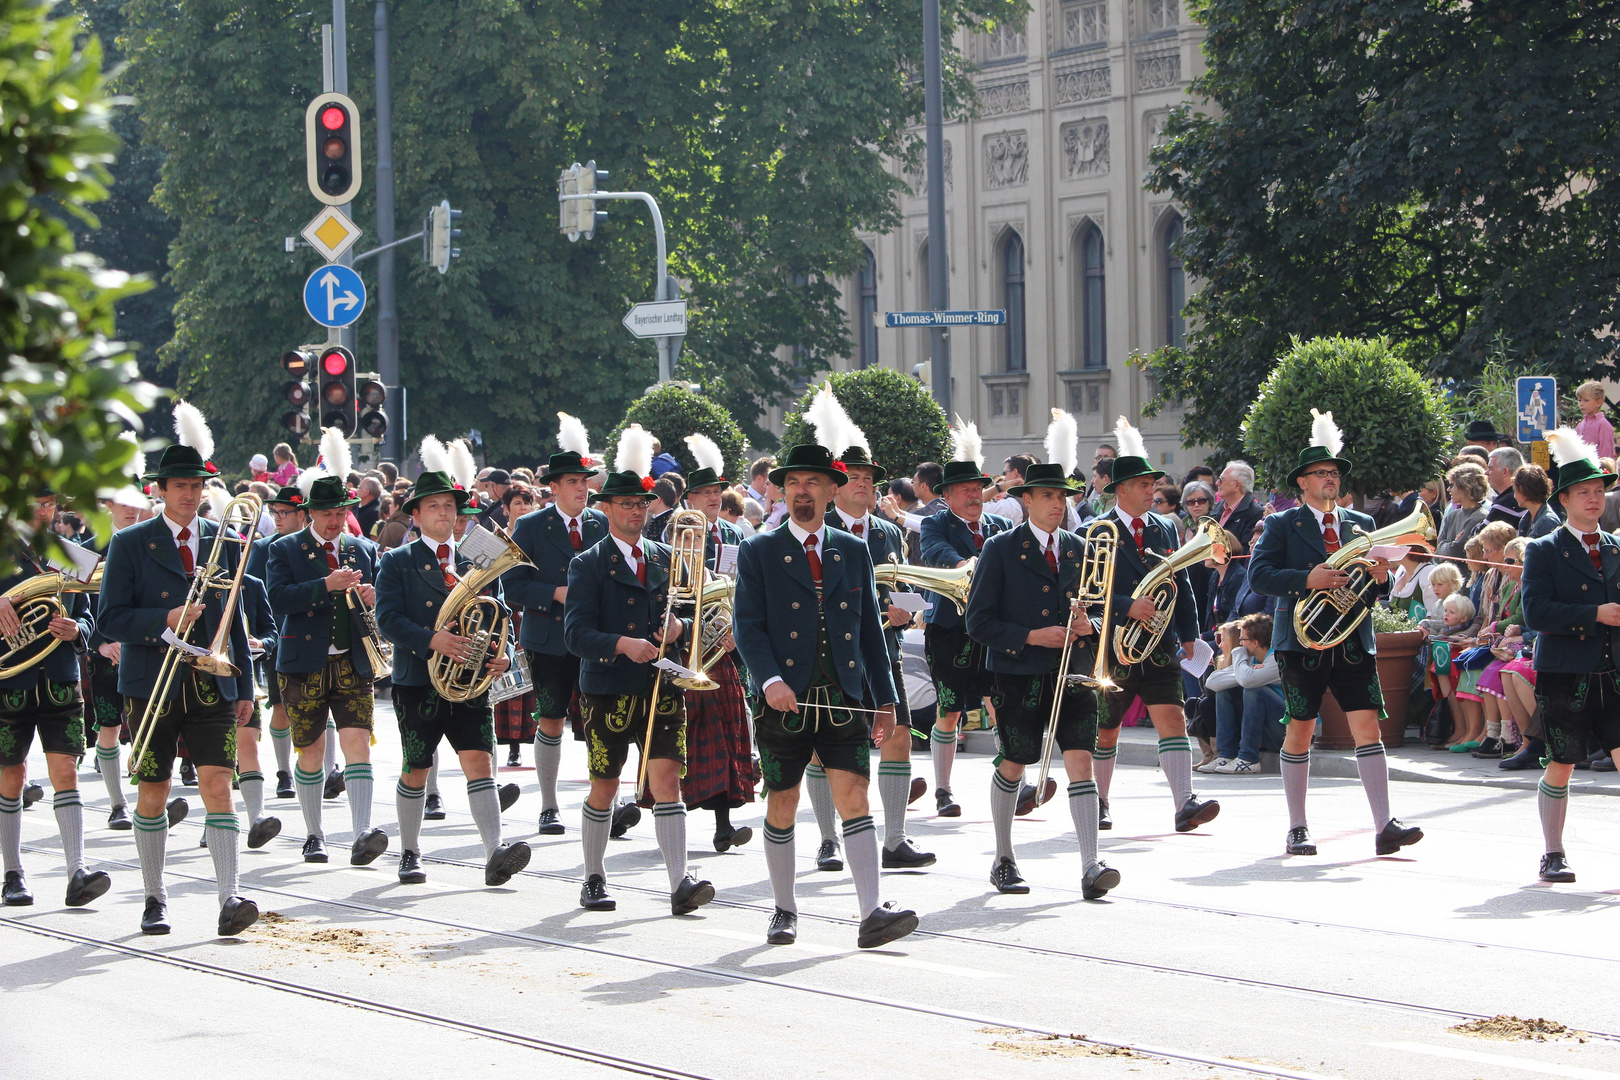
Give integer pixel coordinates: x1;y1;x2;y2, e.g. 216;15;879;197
1472;537;1531;758
1575;380;1615;460
1426;591;1476;705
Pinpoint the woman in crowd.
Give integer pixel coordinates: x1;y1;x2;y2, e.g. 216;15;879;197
1514;465;1559;539
1437;462;1488;563
1471;536;1531;759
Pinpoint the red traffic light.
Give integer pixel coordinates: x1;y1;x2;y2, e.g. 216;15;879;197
322;349;350;376
321;105;347;131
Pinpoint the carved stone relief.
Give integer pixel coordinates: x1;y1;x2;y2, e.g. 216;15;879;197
984;131;1029;189
1062;119;1110;178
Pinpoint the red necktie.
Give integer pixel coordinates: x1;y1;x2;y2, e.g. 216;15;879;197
804;533;822;583
436;543;456;588
969;521;983;550
712;526;721;551
1322;513;1340;554
1584;533;1603;571
569;518;583;551
323;540;339;570
1131;518;1144;551
177;526;193;575
631;545;647;585
1045;536;1058;574
853;520;864;538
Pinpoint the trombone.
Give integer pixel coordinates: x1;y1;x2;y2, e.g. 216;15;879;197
1032;519;1119;806
128;494;263;777
637;510;710;792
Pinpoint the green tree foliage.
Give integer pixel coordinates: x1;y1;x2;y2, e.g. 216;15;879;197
1242;338;1455;501
605;385;748;479
779;368;949;480
0;0;157;564
1145;0;1620;461
119;0;1018;469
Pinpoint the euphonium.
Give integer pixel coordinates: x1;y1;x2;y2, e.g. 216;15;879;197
1292;500;1438;651
428;522;535;702
0;562;102;680
1113;517;1228;667
874;559;975;616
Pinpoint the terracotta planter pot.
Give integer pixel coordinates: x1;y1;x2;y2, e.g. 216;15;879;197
1313;629;1426;750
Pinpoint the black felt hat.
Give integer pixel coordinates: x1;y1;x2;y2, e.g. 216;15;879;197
538;451;599;485
303;475;360;511
937;459;993;491
590;471;659;503
768;444;850;488
1008;462;1082;496
144;445;218;481
837;446;887;482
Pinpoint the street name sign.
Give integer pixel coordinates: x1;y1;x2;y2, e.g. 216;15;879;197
883;309;1006;328
623;300;688;338
303;264;367;328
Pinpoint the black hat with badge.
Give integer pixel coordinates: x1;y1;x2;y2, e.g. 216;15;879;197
1284;409;1354;487
145;401;222;481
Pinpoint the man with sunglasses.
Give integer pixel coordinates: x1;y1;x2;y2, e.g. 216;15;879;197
1249;414;1423;858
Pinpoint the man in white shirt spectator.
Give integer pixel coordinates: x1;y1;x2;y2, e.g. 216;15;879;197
983;454;1035;525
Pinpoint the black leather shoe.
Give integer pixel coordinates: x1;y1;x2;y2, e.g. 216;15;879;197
1500;739;1543;771
935;788;961;817
671;874;715;915
766;907;798;944
218;895;259;936
498;783;521;811
64;868;110;908
1540;851;1576;883
1594;756;1617;773
1174;795;1220;833
323;771;346;799
1082;860;1121;900
1470;737;1504;759
246;816;281;850
610;801;640;838
107;804;132;831
178;761;197;787
579;873;615;911
882;838;936;869
302;835;328;863
2;870;33;906
1098;797;1112;830
857;901;918;949
538;808;565;835
908;776;928;804
506;748;522;767
1286;825;1317;855
423;793;446;820
815;838;843;872
275;770;295;798
1375;818;1424;856
166;797;188;828
1017;778;1057;817
484;841;531;886
140;896;170;935
350;827;389;866
714;825;753;852
397;849;427;884
21;781;43;808
990;856;1029;894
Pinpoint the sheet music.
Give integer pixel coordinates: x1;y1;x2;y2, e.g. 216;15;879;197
654;657;702;681
456;523;507;570
887;591;931;615
47;543;99;583
716;544;739;577
1179;637;1214;680
1367;545;1411;562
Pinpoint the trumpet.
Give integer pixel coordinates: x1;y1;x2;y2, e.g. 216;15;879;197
874;559;975;616
344;583;393;680
1293;500;1437;650
1113;517;1227;667
128;495;263;776
428;522;533;702
0;562;102;680
637;510;710;791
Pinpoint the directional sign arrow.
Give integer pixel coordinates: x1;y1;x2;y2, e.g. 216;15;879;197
302;264;367;329
321;270;361;320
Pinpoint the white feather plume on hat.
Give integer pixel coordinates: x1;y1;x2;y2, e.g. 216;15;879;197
806;384;869;459
1045;409;1078;477
296;466;324;500
447;439;479;492
557;412;593;463
615;424;655;478
417;435;451;477
685;433;726;478
319;427;352;485
1113;415;1146;460
1309;408;1344;458
104;431;150;508
172;401;215;463
1547;426;1598;470
950;415;984;470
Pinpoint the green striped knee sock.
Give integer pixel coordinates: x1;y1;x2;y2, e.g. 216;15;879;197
295;764;324;839
466;778;501;859
1092;744;1116;800
269;722;292;775
877;761;911;850
204;811;241;905
931;724;957;790
95;745;125;808
804;763;837;843
1157;736;1193;807
133;810;168;900
652;801;688;891
990;770;1020;863
763;823;797;913
238;771;265;826
0;795;20;873
53;789;85;874
841;815;880;919
344;763;374;836
1068;779;1099;869
395;778;424;853
1538;779;1568;854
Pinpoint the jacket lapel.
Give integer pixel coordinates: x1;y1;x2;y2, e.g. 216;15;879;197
1296;508;1328;561
1021;524;1056;580
821;529;847;595
776;527;816;595
413;538;452;597
148;518;185;577
1560;528;1602;582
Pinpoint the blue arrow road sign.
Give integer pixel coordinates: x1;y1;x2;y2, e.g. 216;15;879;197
303;264;367;328
884;309;1006;328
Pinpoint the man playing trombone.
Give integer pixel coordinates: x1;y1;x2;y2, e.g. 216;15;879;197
265;464;387;868
98;406;260;937
965;447;1119;899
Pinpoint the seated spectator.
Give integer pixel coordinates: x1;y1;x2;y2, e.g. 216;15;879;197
1203;529;1262;639
1201;612;1284;774
1388;539;1439;619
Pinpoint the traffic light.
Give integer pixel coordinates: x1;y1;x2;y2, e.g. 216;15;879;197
280;347;318;435
557;160;608;241
317;345;357;435
305;93;362;205
428;200;463;275
357;374;388;439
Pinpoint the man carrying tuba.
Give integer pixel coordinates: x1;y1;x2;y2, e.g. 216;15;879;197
98;404;259;937
1249;409;1423;858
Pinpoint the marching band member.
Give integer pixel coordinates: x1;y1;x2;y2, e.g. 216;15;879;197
1249;410;1421;857
805;387;932;869
919;420;1012;817
1519;429;1620;883
733;442;917;948
564;426;712;915
964;410;1117;898
0;489;106;909
233;526;281;853
248;483;310;800
98;403;260;936
1094;417;1219;834
675;433;757;852
265;430;387;867
507;414;607;838
374;445;529;887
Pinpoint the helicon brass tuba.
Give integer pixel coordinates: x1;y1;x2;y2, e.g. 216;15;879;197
1113;517;1227;667
428;522;534;702
1292;501;1438;650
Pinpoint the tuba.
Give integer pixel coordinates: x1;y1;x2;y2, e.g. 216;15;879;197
1113;517;1228;667
1293;501;1438;650
428;522;535;702
875;559;975;616
0;562;102;681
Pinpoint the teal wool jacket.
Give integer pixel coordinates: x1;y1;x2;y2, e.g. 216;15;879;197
1521;526;1620;673
505;505;608;656
965;523;1102;675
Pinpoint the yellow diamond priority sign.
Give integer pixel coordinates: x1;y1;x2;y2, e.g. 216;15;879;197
301;206;363;262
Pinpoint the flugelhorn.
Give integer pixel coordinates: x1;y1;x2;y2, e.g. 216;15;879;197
1113;517;1227;667
1293;500;1437;650
0;562;102;680
345;582;393;680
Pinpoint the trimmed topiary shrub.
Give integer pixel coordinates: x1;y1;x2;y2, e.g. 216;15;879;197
605;383;749;479
779;368;949;481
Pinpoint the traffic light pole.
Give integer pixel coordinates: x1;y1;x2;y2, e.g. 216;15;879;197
372;0;400;463
923;0;951;418
557;189;679;381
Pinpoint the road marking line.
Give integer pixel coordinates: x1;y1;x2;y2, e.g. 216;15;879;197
693;927;1005;979
1379;1042;1620;1079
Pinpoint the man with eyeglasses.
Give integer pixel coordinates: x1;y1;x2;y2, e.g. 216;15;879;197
1249;414;1423;858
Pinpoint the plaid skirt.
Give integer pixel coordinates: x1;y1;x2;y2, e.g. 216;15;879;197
679;652;758;809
